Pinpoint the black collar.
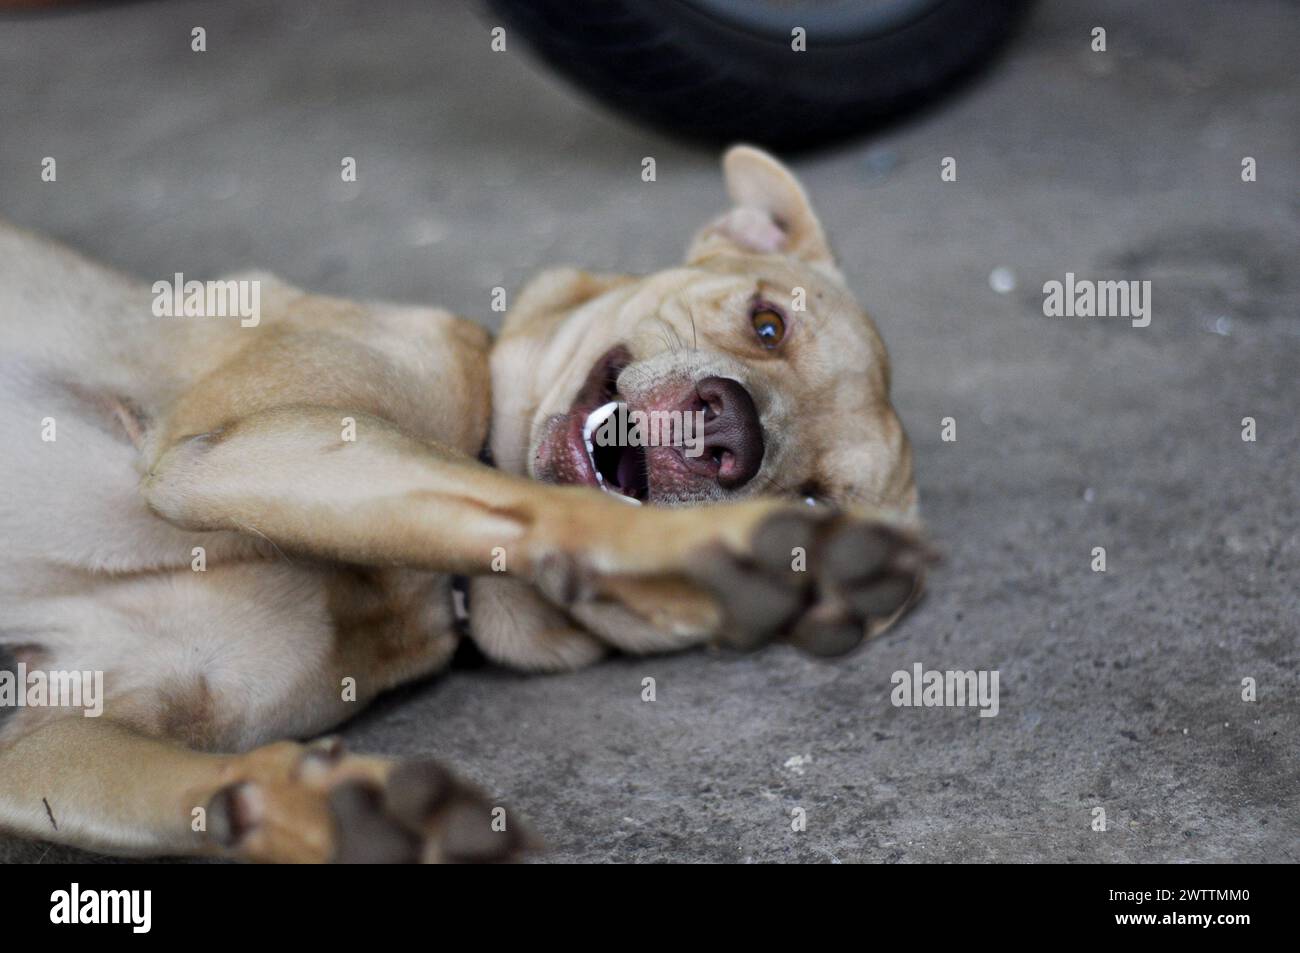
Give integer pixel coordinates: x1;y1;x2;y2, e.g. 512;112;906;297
448;438;496;638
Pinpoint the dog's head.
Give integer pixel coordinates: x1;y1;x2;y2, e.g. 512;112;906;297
490;146;917;521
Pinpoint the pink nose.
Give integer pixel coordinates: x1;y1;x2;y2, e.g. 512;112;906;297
695;376;764;489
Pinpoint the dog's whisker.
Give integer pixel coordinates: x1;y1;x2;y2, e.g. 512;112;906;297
686;302;701;353
234;519;294;564
651;315;682;357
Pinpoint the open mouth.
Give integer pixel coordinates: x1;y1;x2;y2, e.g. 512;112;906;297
553;345;649;503
583;401;649;501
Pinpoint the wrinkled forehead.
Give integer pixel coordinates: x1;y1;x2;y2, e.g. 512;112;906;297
638;255;872;332
684;256;886;367
684;251;846;302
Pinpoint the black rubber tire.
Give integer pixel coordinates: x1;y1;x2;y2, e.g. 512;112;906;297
487;0;1035;149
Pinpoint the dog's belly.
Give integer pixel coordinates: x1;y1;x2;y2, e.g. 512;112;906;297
1;557;460;752
0;366;456;750
1;562;337;749
1;222;483;757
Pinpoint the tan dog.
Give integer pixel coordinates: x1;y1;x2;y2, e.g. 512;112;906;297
0;146;926;862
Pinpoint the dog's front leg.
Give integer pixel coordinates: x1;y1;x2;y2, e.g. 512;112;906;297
143;405;931;655
142;404;755;580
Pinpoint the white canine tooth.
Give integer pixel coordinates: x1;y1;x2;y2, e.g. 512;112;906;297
579;402;640;504
582;401;620;489
583;401;620;444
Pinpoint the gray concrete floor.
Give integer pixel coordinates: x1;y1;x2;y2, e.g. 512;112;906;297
1;0;1297;862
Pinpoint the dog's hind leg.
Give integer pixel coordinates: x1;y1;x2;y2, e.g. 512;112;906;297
0;716;525;862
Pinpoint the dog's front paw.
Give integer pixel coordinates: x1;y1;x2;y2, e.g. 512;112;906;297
521;497;931;657
692;506;934;656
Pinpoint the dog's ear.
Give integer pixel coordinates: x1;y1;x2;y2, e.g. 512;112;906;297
688;145;835;270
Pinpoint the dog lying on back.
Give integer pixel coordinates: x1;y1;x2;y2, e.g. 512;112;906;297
0;146;926;862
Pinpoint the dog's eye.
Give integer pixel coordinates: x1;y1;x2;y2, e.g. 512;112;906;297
751;306;786;348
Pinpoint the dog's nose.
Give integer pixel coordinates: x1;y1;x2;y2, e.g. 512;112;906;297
696;376;764;489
